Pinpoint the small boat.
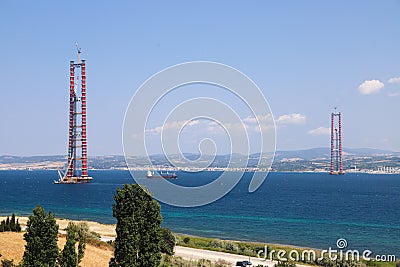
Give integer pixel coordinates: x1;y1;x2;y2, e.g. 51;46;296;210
147;170;177;179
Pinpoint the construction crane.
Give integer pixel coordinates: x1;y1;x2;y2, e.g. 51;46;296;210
75;42;82;63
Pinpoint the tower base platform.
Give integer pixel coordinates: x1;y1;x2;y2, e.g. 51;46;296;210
54;176;93;184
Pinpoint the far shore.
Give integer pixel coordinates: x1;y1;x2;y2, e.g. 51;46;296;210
1;168;399;175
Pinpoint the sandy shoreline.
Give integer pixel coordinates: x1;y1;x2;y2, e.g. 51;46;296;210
0;216;117;238
0;216;317;250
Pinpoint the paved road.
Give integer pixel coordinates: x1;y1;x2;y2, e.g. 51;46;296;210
175;246;276;266
99;236;312;267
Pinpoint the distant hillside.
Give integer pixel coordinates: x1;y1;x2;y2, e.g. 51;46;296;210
1;148;399;171
0;155;66;164
274;147;398;161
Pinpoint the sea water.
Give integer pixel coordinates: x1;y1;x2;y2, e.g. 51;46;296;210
0;170;399;256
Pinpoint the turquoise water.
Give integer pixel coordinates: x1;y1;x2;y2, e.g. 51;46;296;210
0;170;399;256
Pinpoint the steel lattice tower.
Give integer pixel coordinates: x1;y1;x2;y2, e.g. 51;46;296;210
330;109;344;175
59;46;92;183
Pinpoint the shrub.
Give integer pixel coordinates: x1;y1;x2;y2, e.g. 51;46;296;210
197;258;212;267
1;259;17;267
224;241;238;252
214;258;231;267
274;261;296;267
183;237;191;244
210;239;223;249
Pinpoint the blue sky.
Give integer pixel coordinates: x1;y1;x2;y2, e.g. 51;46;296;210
1;1;399;155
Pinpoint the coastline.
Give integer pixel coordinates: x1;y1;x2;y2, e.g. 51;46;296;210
0;216;319;261
2;168;399;175
0;216;320;251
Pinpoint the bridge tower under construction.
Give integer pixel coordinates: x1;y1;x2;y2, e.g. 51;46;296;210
57;45;92;183
330;108;344;175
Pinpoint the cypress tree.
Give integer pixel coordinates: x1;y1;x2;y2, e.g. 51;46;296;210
60;222;78;267
59;222;88;267
10;214;16;232
22;205;59;267
0;220;5;232
16;219;21;232
76;222;89;265
109;184;162;267
5;217;10;232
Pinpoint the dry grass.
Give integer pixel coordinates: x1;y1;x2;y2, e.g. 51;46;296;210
0;232;113;267
0;217;116;238
0;232;25;263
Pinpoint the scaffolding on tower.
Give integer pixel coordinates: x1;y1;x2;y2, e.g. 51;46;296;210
330;108;344;175
55;44;93;184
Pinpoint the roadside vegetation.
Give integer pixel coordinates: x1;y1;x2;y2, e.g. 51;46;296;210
160;255;232;267
176;235;399;267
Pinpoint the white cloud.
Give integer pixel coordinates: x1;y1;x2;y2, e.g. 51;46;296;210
242;114;275;132
146;120;202;135
276;113;306;125
243;114;273;124
358;80;384;95
388;77;400;84
308;127;330;136
146;114;276;137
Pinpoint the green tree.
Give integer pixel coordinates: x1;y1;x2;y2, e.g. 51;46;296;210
15;219;21;232
60;222;78;267
160;228;175;255
4;217;10;232
22;205;59;267
0;220;4;232
109;184;162;267
76;222;89;265
10;214;16;232
59;222;88;267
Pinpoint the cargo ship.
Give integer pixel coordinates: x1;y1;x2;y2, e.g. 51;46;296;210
147;170;177;179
